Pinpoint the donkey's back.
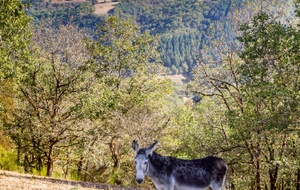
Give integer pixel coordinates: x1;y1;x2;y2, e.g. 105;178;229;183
169;156;228;190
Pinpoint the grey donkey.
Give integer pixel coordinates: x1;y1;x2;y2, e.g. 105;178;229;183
132;140;228;190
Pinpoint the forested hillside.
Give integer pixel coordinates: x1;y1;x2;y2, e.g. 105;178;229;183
1;0;299;190
24;0;296;75
24;0;104;30
24;0;247;74
113;0;296;74
113;0;238;73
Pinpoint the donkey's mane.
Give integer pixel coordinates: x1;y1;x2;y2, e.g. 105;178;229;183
150;151;204;163
148;152;177;171
148;152;166;172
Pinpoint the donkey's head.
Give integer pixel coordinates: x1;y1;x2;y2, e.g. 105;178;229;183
132;140;158;184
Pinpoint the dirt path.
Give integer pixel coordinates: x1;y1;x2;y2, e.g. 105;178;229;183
0;170;148;190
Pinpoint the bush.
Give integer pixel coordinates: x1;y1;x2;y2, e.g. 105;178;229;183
0;145;18;171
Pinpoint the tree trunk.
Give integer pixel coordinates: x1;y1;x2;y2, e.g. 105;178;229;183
46;144;54;177
255;141;262;190
46;158;53;177
77;156;83;180
36;154;43;173
268;143;278;190
297;168;300;190
256;159;261;190
109;137;119;170
269;165;278;190
24;154;30;173
17;144;21;164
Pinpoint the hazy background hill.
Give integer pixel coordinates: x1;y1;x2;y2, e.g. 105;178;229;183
24;0;296;76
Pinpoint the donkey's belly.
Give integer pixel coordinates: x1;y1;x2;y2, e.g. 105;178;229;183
174;173;211;189
174;184;207;190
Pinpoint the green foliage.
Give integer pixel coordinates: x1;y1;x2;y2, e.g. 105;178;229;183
237;12;300;131
0;133;18;171
296;0;300;18
0;0;32;165
0;0;31;79
23;0;296;75
32;167;47;176
112;0;236;73
0;0;31;133
25;1;103;30
234;13;299;189
159;31;201;73
0;145;18;171
191;8;300;190
113;0;233;33
1;1;299;189
23;0;243;74
3;24;94;177
83;17;173;185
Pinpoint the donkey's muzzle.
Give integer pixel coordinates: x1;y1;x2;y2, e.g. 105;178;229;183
136;178;144;184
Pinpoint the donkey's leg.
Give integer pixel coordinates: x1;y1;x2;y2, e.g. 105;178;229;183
161;184;174;190
166;187;174;190
211;172;228;190
166;177;175;190
210;181;224;190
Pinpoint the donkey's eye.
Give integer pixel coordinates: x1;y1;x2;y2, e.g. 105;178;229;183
144;162;147;165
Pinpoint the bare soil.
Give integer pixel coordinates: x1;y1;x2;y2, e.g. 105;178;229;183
50;0;88;3
93;2;119;15
0;170;148;190
48;0;119;15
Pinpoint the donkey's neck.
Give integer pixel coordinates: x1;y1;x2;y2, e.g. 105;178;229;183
147;152;172;178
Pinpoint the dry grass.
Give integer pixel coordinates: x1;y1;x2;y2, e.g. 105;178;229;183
0;170;149;190
159;74;189;85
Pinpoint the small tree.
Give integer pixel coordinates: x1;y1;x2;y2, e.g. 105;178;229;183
4;25;93;177
84;16;172;185
192;11;300;190
0;0;32;124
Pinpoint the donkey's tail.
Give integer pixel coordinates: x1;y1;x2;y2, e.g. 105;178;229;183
225;172;229;189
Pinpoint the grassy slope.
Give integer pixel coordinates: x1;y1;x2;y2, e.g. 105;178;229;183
0;170;150;190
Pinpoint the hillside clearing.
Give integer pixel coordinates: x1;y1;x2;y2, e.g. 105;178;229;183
49;0;119;15
94;2;119;15
50;0;88;3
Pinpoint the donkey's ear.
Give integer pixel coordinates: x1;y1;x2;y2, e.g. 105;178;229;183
146;140;158;156
132;140;139;152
